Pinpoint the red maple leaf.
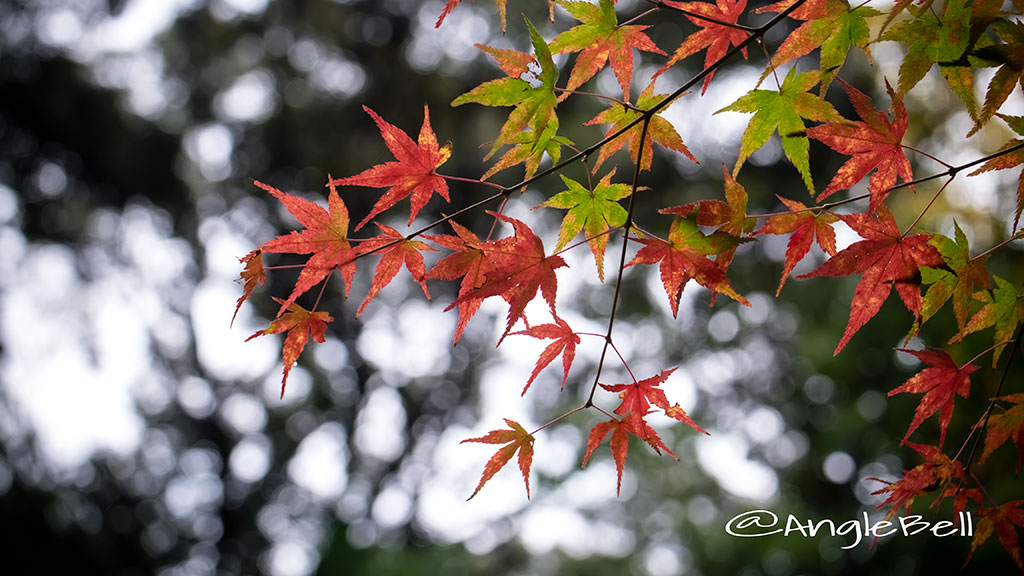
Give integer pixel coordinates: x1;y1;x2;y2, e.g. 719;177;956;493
257;179;357;317
449;212;567;339
600;368;708;435
462;418;536;499
797;204;942;355
967;500;1024;573
626;214;748;317
508;315;580;394
654;0;749;95
232;248;265;326
355;222;437;316
426;221;513;344
887;348;980;446
806;79;912;212
246;298;332;398
330;105;451;230
869;442;964;521
753;196;838;296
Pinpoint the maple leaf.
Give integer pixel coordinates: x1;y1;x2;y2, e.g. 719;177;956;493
600;368;708;435
974;20;1024;129
626;213;749;317
426;221;513;344
449;212;567;339
754;196;838;296
979;393;1024;473
453;19;563;180
246;299;332;398
879;0;975;109
806;79;912;212
435;0;555;33
534;168;632;282
549;0;665;102
582;415;676;496
951;274;1024;368
508;315;580;394
654;0;748;95
888;348;979;446
967;500;1024;573
584;84;698;173
797;204;942;355
462;418;535;499
756;0;879;92
916;221;991;334
869;442;964;521
354;223;437;316
232;248;265;327
969;114;1024;232
660;167;755;303
329;105;451;231
716;67;844;193
661;166;755;237
257;179;356;316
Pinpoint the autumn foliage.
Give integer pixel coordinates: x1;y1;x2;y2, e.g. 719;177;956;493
236;0;1024;570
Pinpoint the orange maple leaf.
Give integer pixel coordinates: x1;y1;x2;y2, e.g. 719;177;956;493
797;205;942;355
601;368;708;436
967;500;1024;573
654;0;749;95
246;298;332;398
426;221;514;344
232;248;265;326
462;418;535;499
330;105;451;230
869;442;963;522
582;415;677;496
888;348;980;446
509;315;580;394
355;222;437;316
753;196;838;296
979;393;1024;473
449;212;567;339
806;79;912;212
257;179;356;317
626;213;748;317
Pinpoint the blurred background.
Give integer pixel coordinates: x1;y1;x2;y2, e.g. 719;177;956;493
1;0;1022;574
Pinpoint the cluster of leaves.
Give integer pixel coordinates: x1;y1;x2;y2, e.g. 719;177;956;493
235;0;1024;570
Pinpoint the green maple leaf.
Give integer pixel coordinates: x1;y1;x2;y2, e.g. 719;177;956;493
756;0;879;92
716;67;843;193
879;0;975;111
916;221;991;335
584;84;697;172
453;17;562;180
549;0;664;102
535;168;633;282
952;274;1024;368
974;20;1024;130
969;114;1024;231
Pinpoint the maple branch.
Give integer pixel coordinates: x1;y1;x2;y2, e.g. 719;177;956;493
530;405;588;436
902;176;952;237
963;319;1024;477
901;144;953;170
554;88;644;112
649;0;758;33
974;229;1024;261
437;173;507;191
587;115;653;407
618;6;660;28
753;141;1024;220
